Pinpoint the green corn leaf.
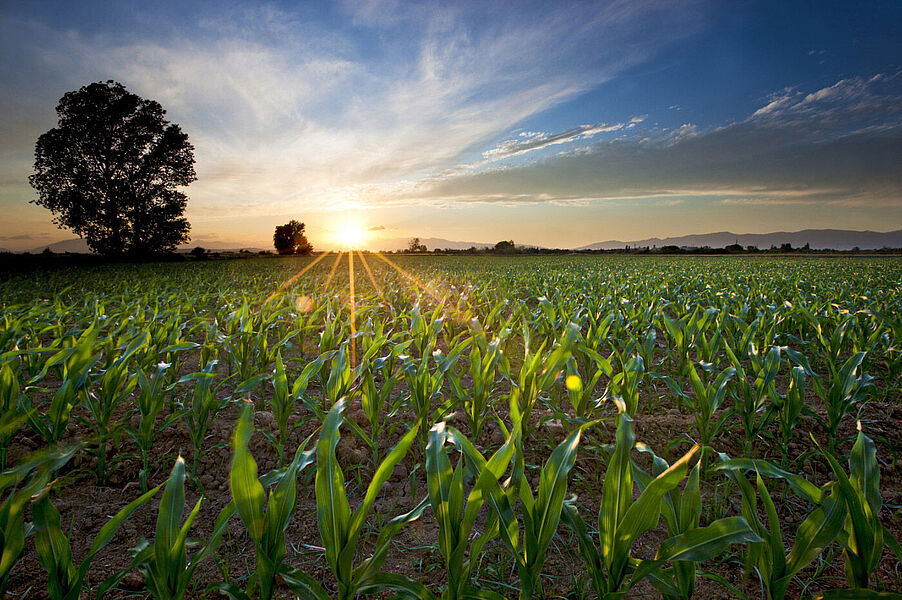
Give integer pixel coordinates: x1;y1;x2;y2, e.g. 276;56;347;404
426;423;457;561
779;491;846;587
32;496;76;598
156;455;188;578
531;426;584;568
716;458;823;504
281;566;334;600
231;403;266;542
340;417;419;579
600;414;635;568
631;516;761;586
849;429;881;516
315;397;352;579
610;444;697;580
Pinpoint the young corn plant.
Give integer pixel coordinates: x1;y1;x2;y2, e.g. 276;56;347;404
725;342;781;456
424;420;519;600
220;402;315;600
661;307;716;376
0;364;23;469
676;361;735;474
723;467;845;600
560;415;752;598
179;360;230;483
354;343;406;467
404;348;461;453
629;458;761;600
509;323;577;440
269;351;319;466
287;398;430;600
0;446;74;596
27;331;100;444
813;352;872;454
325;342;354;405
447;336;501;441
486;418;591;600
127;362;181;492
563;350;610;424
100;457;235;600
773;366;806;466
816;426;902;594
82;331;147;484
605;350;644;418
31;480;161;599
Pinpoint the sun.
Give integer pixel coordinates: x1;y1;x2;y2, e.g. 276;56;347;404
334;222;368;248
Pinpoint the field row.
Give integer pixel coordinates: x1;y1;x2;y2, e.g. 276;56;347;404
1;255;900;598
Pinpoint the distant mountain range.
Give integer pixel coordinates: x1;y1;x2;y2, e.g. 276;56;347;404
16;228;902;254
577;229;902;251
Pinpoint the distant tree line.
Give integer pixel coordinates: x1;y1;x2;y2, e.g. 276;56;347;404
389;239;902;255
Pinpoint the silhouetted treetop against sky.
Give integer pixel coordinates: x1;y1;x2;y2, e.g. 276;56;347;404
273;219;313;255
29;80;195;255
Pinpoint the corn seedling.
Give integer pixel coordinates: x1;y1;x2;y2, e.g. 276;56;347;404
290;398;430;600
219;402;315;600
101;457;235;599
424;419;520;600
127;362;180;491
717;462;845;600
817;426;902;593
561;415;712;598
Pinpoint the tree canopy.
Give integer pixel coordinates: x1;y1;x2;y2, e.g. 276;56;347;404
407;237;427;253
273;220;313;255
494;240;516;253
29;81;196;255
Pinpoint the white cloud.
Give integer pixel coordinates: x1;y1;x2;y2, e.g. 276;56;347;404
481;123;623;160
0;1;707;224
397;72;902;209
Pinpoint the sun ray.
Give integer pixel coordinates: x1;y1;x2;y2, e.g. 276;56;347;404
264;251;331;305
373;252;471;324
323;250;344;290
348;250;356;369
356;250;384;301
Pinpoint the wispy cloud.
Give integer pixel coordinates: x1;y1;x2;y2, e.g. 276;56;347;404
400;72;902;209
0;0;706;221
481;123;625;161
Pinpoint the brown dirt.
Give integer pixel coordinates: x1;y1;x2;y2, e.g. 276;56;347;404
6;358;902;599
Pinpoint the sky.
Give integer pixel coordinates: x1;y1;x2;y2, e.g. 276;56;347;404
1;0;901;251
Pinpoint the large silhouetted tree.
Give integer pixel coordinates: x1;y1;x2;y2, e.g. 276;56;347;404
29;81;195;255
273;220;313;255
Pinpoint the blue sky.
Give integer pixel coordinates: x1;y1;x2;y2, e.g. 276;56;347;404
1;0;900;250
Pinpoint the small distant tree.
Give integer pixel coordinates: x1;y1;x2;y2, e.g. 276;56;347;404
190;246;206;258
407;237;427;253
494;240;516;253
273;220;313;255
780;242;793;253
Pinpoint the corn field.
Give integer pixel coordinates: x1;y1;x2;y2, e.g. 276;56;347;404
1;254;901;599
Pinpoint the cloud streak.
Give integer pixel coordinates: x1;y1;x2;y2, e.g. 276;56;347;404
400;72;902;209
0;0;706;222
481;123;628;161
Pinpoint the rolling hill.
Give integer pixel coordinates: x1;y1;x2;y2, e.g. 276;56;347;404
577;229;902;251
